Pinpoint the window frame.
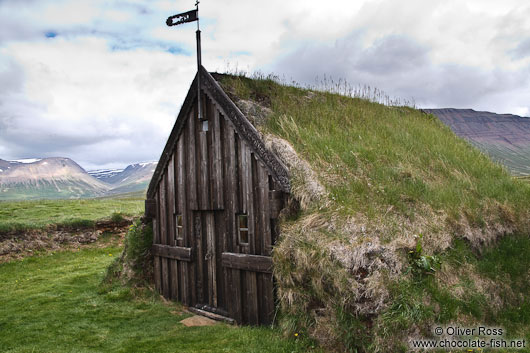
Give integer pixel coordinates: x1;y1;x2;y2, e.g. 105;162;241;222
175;214;183;242
237;213;249;245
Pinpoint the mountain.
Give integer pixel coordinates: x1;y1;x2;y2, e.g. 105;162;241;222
423;108;530;176
0;157;110;200
87;168;124;183
89;162;157;195
0;158;157;200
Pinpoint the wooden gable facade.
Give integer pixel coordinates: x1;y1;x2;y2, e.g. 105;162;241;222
145;67;290;325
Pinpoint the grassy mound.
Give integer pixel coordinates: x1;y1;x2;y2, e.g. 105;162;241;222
104;219;154;286
217;73;530;352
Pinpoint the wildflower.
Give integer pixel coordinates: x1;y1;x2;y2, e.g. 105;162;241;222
294;333;298;337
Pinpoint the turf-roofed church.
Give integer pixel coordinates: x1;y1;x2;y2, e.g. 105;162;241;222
145;66;290;325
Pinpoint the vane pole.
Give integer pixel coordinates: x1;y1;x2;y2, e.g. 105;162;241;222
196;1;202;121
165;2;202;121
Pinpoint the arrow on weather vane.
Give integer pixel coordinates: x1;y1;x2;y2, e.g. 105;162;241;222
166;1;203;121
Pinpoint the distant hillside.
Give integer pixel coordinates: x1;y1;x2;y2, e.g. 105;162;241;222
89;162;156;195
87;168;124;183
0;157;109;200
0;158;156;200
423;108;530;175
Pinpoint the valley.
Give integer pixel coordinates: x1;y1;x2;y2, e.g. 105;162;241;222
0;158;156;200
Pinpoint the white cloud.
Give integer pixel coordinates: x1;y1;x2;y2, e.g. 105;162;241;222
0;0;530;169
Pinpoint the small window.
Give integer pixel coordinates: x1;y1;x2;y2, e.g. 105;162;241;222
201;120;209;132
238;214;249;245
175;214;183;241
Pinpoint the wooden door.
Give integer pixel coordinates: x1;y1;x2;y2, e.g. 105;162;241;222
194;211;228;316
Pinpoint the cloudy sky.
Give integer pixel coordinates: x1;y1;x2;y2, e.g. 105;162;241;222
1;0;529;170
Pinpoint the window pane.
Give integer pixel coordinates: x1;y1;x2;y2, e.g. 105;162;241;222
177;215;183;227
239;230;249;244
239;214;248;229
175;214;183;240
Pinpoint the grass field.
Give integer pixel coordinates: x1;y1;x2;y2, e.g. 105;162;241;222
0;244;318;353
0;197;144;233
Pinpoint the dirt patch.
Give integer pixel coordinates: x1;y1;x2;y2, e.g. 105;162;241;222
0;219;132;262
180;315;218;327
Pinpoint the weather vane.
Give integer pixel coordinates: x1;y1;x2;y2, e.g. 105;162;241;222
166;1;202;120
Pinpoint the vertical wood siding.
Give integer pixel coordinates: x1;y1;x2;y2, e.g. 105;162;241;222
151;88;286;325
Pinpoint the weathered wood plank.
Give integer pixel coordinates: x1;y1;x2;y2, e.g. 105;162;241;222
226;124;239;254
154;255;162;293
258;165;271;256
161;257;170;298
257;164;274;324
195;213;205;304
177;136;186;236
160;176;167;246
239;139;247;213
244;150;256;254
177;131;190;305
187;210;196;305
160;174;170;298
154;189;161;244
171;259;179;300
231;269;243;324
167;158;176;246
212;108;224;209
243;146;259;324
206;212;217;307
199;119;209;210
259;273;274;325
206;96;215;210
187;107;198;210
256;178;274;327
246;270;259;325
152;244;192;261
215;211;227;311
223;119;238;318
221;252;273;273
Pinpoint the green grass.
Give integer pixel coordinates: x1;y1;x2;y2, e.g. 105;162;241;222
477;235;530;332
0;247;319;353
0;198;144;233
0;180;106;200
219;74;530;223
377;234;530;351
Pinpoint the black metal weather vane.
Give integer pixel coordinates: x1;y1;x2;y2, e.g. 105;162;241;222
166;1;202;121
